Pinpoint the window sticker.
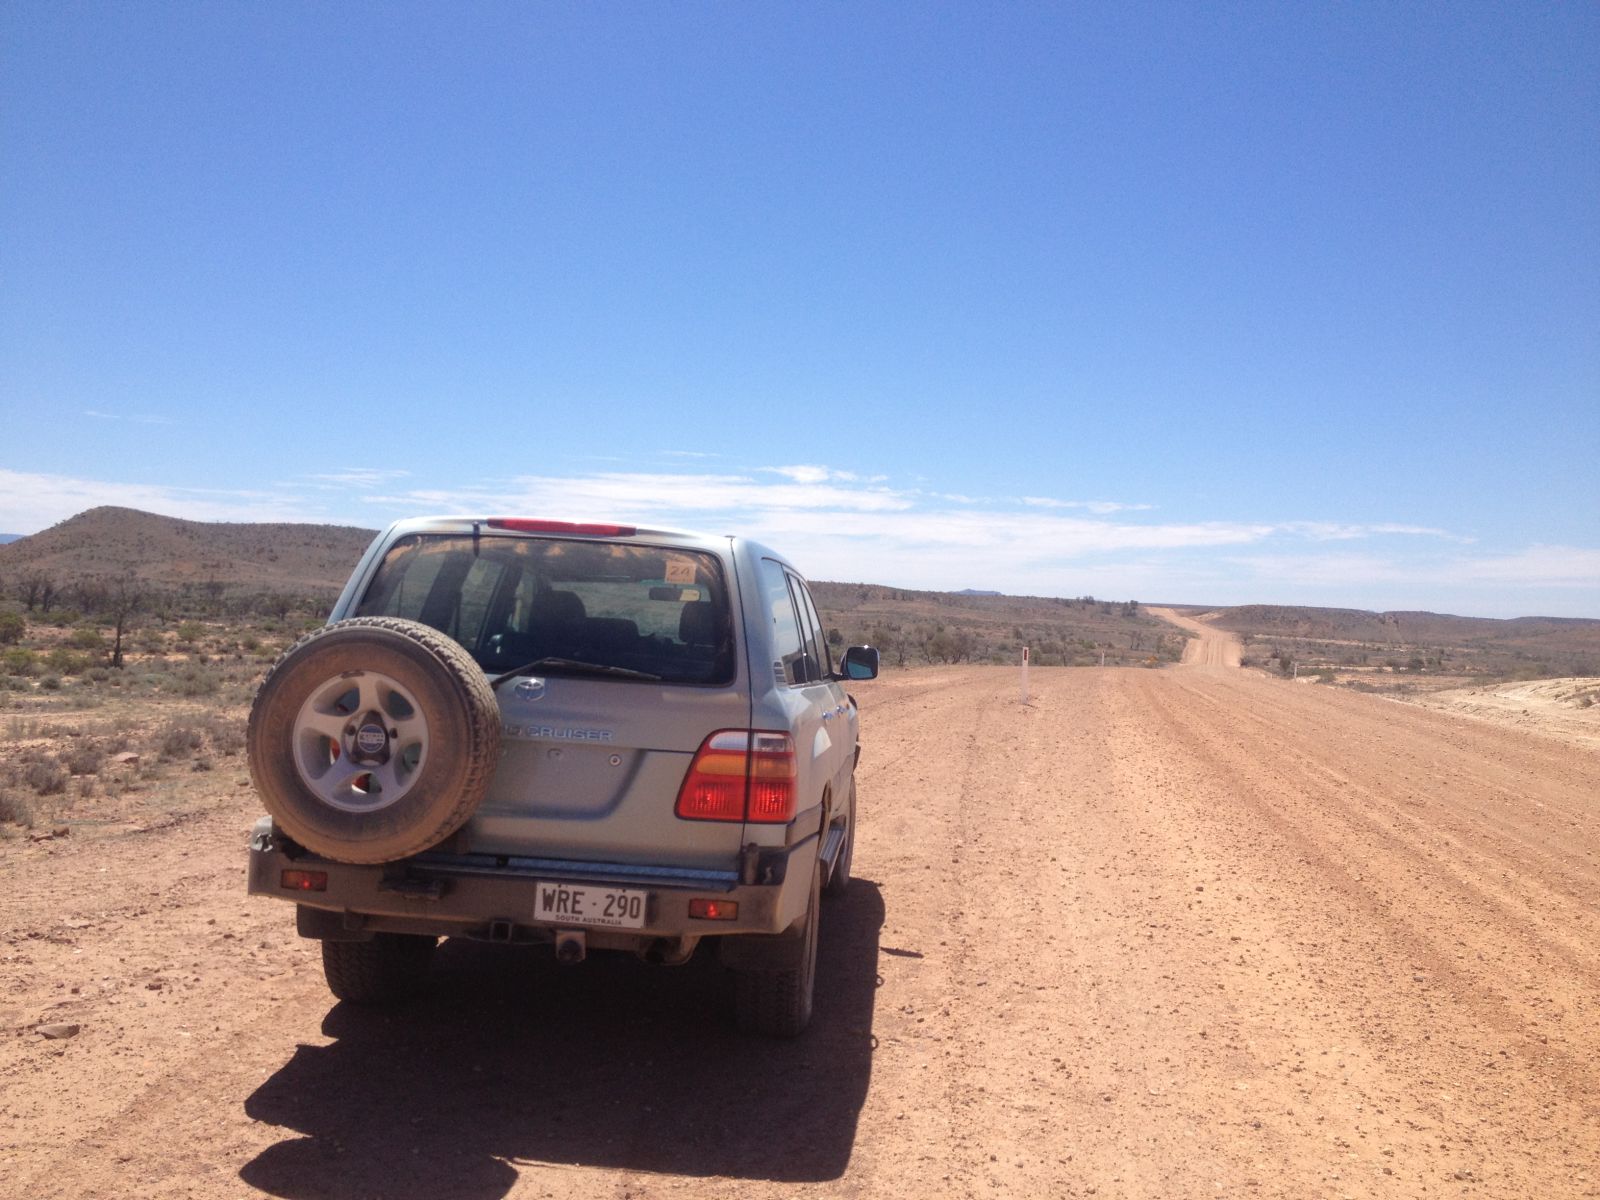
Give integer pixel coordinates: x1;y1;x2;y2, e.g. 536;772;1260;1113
664;560;696;584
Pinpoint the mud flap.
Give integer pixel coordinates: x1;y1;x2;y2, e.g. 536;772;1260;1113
296;904;373;942
717;921;809;970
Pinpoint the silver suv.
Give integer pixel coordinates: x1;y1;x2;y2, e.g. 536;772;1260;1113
245;517;878;1036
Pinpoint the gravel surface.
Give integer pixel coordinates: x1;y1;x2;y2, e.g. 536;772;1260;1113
2;619;1596;1199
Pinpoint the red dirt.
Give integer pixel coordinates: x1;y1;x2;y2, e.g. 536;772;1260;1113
3;622;1596;1198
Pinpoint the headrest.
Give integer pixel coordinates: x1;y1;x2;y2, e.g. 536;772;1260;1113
679;601;716;645
533;590;586;624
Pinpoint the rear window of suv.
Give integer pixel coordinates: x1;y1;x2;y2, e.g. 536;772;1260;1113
353;534;735;685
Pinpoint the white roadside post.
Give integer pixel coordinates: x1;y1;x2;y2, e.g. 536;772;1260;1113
1021;645;1030;705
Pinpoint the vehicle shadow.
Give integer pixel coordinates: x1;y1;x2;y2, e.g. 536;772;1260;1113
239;880;884;1199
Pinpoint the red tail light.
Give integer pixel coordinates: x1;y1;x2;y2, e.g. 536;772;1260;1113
675;730;797;823
486;518;636;537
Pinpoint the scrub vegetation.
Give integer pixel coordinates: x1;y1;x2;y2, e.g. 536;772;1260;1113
4;506;1597;835
1206;604;1600;688
810;583;1181;668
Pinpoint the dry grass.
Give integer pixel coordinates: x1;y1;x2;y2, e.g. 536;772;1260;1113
0;612;285;831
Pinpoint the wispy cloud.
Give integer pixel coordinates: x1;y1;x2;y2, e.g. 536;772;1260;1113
760;465;889;486
1022;496;1156;514
1;464;1593;616
304;469;411;490
1277;521;1471;543
369;470;915;517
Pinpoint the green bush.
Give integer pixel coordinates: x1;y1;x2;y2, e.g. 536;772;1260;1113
46;648;90;674
0;612;24;645
1;648;37;676
68;628;105;651
160;665;220;697
39;674;63;691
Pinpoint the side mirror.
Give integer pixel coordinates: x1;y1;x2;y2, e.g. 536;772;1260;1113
841;645;880;680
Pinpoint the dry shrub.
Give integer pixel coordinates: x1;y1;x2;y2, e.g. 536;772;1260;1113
23;758;68;795
199;713;246;755
0;788;34;827
65;744;106;776
159;723;206;760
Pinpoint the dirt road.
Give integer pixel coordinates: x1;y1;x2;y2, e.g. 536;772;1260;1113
4;650;1598;1197
1148;606;1244;668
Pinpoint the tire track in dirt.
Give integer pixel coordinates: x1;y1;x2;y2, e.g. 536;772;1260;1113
1124;667;1600;1196
1154;671;1600;972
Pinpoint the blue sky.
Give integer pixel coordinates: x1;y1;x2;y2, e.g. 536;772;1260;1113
2;2;1596;617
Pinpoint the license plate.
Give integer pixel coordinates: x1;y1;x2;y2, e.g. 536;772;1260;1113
534;881;648;929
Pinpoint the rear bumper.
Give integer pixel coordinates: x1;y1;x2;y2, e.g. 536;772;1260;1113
245;817;816;948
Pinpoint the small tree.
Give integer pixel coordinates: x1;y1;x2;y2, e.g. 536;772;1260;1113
19;572;52;612
0;612;24;645
105;576;146;669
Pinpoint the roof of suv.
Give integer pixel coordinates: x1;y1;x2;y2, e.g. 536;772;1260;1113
370;516;798;565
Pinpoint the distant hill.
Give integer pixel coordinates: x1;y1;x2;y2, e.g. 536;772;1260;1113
1206;604;1600;678
0;507;377;593
0;534;21;544
1208;603;1600;643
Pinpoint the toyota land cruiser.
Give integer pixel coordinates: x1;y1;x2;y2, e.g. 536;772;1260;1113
245;517;878;1036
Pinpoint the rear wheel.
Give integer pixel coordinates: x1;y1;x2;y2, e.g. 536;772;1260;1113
321;934;437;1004
734;863;821;1038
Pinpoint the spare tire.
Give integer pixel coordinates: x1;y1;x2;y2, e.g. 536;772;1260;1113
247;617;500;864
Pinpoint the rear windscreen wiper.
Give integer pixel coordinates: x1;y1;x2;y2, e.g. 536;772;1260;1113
490;657;662;689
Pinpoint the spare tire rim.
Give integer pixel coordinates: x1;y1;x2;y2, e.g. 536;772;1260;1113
291;670;429;813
